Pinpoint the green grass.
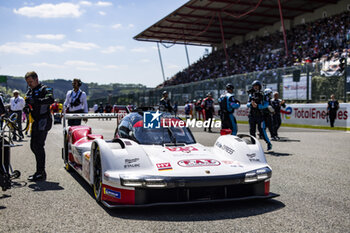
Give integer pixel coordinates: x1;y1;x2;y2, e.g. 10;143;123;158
237;120;349;131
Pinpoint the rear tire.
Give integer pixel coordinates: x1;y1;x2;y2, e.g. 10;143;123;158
93;146;102;202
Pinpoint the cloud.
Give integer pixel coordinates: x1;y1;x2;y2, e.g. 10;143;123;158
99;11;106;16
76;29;83;33
96;1;113;7
128;24;134;28
111;24;122;29
131;47;148;53
101;46;125;54
64;60;96;67
28;34;66;40
13;3;83;18
77;67;99;71
79;1;92;6
104;65;128;69
0;42;64;55
31;62;64;68
62;41;99;50
167;64;181;69
140;59;150;63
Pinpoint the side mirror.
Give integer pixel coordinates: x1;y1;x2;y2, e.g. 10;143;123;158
220;129;232;135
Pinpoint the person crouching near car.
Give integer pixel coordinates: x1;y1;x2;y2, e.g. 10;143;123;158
63;78;88;126
25;71;54;181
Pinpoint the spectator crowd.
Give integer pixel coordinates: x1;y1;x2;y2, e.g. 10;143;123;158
158;11;350;87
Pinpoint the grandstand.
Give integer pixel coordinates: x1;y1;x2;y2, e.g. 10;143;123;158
134;0;349;88
91;0;350;106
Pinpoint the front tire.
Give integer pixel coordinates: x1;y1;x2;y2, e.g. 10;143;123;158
63;132;72;172
93;146;102;202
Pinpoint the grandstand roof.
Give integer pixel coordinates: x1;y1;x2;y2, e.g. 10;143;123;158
134;0;339;46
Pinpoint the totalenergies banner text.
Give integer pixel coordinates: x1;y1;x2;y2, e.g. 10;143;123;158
234;103;350;128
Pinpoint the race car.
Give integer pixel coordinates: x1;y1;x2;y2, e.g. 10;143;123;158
62;110;278;207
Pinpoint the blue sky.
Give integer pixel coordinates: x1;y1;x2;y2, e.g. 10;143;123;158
0;0;210;87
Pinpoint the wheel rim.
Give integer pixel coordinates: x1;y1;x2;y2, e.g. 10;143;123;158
93;147;102;200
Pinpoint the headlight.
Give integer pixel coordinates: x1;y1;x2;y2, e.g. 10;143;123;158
120;177;143;187
144;178;167;188
120;176;167;188
244;167;271;183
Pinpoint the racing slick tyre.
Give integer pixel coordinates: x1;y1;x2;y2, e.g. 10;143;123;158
93;146;102;202
63;132;72;172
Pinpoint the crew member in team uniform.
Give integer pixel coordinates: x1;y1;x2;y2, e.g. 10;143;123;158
218;84;240;135
25;71;54;181
262;88;274;139
159;91;173;113
63;78;88;126
202;93;215;132
271;92;285;140
327;94;339;127
247;80;272;151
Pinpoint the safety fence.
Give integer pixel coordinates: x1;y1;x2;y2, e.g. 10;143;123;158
88;64;350;107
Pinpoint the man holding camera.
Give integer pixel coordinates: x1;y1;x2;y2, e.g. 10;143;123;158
25;71;54;181
64;78;88;126
247;80;272;151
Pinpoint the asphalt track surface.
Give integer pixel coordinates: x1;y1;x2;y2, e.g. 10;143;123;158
1;119;350;233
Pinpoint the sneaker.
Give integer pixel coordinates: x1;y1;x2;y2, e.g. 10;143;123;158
271;137;277;141
28;171;47;182
267;143;272;151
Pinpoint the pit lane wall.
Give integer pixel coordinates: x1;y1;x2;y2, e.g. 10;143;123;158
178;103;350;128
235;103;350;128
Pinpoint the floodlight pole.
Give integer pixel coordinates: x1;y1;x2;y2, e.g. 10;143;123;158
184;43;190;67
218;12;230;75
277;0;289;57
157;42;166;82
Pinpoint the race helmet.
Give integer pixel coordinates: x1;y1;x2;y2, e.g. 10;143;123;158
226;83;234;90
264;88;273;97
252;80;262;89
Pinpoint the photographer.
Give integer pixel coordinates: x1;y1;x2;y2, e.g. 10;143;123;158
247;80;272;151
63;78;88;126
218;84;240;135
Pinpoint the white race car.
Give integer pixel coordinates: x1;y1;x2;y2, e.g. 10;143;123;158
62;111;278;207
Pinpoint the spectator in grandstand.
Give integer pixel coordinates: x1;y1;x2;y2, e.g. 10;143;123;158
202;93;215;132
271;92;285;140
218;84;240;135
327;94;339;127
159;91;173;113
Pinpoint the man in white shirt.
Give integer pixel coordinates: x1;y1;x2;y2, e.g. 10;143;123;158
64;78;88;126
10;90;25;140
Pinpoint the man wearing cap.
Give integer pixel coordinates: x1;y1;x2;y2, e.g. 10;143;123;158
218;84;240;135
10;90;25;140
202;92;215;132
159;91;173;113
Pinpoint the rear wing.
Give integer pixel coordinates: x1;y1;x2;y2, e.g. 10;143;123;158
63;113;127;128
